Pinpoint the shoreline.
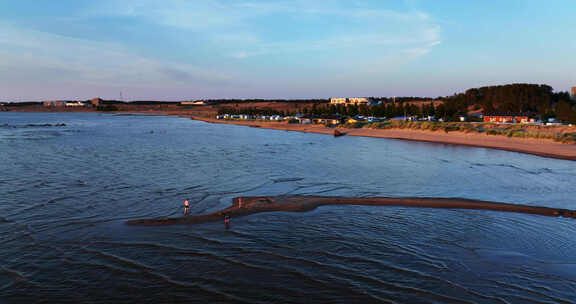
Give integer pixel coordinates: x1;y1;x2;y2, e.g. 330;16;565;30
4;109;575;161
126;196;576;226
187;116;576;161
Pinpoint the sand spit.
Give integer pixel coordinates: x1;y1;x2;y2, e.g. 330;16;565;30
126;196;576;226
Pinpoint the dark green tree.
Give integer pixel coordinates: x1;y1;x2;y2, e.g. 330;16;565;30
556;100;572;122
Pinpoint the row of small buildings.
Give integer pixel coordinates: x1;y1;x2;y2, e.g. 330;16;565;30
329;97;380;106
180;100;208;106
217;114;397;125
217;114;344;125
43;98;102;108
482;113;537;124
217;114;285;121
482;113;571;126
218;112;568;126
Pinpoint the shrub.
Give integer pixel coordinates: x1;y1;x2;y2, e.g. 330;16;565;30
460;125;478;133
375;122;392;129
559;133;576;144
485;129;505;136
444;126;460;133
97;105;118;111
507;130;527;138
343;122;365;128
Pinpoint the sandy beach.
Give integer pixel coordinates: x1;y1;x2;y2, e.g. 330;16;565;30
187;116;576;161
126;195;576;226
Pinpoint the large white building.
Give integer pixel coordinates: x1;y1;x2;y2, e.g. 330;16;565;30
180;100;206;106
65;101;86;107
330;97;372;106
330;98;348;104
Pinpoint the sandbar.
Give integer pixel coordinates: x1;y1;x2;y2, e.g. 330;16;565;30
126;196;576;226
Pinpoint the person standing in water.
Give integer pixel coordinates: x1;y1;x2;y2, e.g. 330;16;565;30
184;199;190;215
224;214;230;229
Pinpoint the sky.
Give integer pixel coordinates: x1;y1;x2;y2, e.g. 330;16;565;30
0;0;575;101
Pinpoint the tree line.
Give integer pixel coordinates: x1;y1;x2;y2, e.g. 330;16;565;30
440;83;575;122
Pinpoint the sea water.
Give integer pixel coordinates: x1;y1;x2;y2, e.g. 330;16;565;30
1;112;575;303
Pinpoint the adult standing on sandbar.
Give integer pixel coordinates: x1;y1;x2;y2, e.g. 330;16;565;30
184;199;190;215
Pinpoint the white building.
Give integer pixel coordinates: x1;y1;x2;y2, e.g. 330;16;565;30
330;98;348;104
348;97;370;105
180;101;206;106
330;97;372;106
65;101;86;107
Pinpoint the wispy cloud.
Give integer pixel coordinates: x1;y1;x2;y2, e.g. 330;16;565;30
94;0;442;61
0;1;443;99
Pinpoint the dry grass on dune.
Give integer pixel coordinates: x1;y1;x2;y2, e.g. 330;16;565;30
356;121;576;144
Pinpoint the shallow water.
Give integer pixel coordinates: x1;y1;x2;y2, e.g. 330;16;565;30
1;112;575;303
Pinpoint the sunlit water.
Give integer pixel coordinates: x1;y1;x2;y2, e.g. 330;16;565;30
1;112;575;303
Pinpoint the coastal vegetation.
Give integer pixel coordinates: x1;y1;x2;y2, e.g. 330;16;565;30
212;84;576;145
440;84;575;122
96;105;119;111
352;120;576;144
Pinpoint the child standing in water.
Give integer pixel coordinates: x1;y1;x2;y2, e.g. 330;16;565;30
184;199;190;215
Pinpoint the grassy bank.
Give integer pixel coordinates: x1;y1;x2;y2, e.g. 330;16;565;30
342;121;576;144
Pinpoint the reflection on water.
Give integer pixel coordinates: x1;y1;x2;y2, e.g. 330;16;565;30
1;112;576;303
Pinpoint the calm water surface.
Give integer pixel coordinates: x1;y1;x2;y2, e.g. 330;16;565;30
1;112;576;303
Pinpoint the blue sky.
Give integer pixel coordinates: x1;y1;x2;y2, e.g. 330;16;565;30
0;0;574;101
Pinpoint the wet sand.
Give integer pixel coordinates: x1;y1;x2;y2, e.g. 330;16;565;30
187;117;576;161
126;196;576;226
